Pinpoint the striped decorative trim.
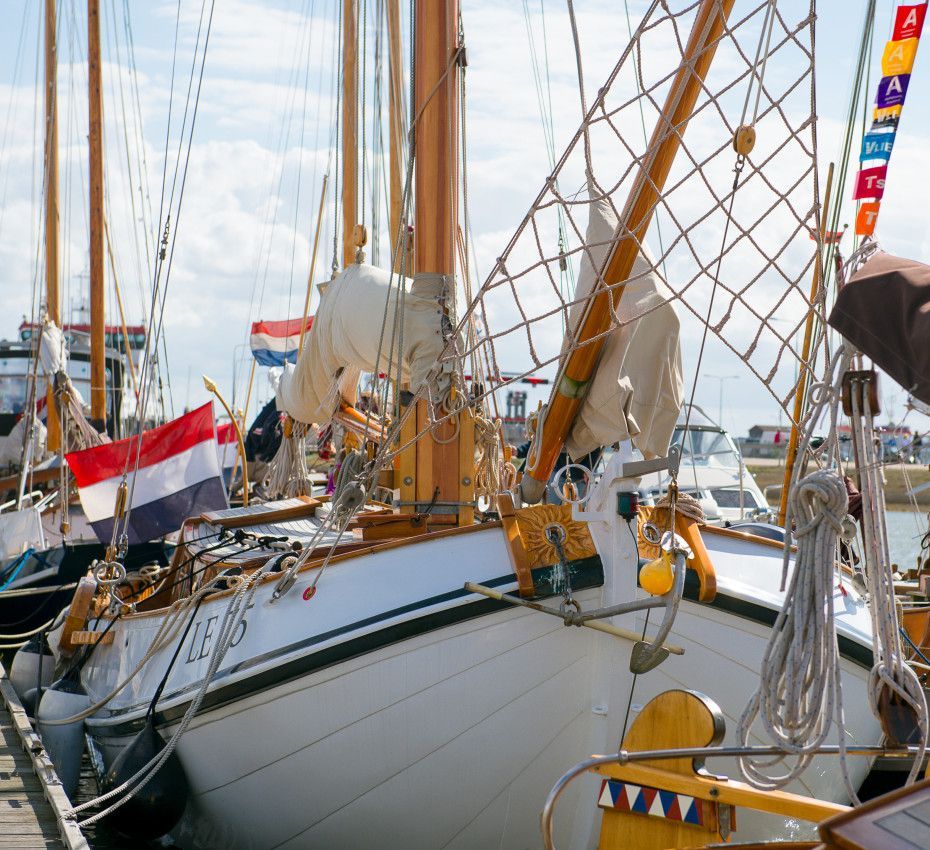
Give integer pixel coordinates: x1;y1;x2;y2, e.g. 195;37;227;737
597;779;705;826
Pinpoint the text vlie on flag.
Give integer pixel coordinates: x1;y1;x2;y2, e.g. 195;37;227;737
250;317;313;367
65;402;228;545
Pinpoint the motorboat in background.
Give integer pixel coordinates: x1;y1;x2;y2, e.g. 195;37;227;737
637;405;770;526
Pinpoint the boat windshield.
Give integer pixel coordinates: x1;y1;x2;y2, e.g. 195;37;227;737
672;427;741;469
0;376;30;415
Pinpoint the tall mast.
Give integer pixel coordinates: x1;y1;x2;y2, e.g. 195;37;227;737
521;0;736;503
44;0;61;450
342;0;359;268
87;0;106;428
386;0;404;265
404;0;473;526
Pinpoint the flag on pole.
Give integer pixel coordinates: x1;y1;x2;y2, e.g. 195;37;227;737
65;402;228;545
215;421;238;482
250;317;313;367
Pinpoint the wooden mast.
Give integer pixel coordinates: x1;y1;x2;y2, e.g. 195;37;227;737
403;0;473;526
386;0;404;266
87;0;106;428
521;0;736;503
778;162;835;525
44;0;61;450
342;0;359;269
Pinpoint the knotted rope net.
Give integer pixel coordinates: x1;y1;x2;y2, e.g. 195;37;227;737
366;0;826;470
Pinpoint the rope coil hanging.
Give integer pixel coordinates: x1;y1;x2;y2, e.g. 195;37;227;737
737;468;850;792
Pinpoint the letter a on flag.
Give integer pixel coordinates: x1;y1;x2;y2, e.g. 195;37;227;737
882;38;919;76
893;4;927;40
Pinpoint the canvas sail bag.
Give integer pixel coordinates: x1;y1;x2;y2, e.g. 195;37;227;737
828;251;930;405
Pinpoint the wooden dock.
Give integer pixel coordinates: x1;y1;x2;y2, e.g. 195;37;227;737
0;664;88;850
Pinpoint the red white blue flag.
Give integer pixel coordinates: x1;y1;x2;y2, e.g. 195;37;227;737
65;402;228;544
250;317;312;367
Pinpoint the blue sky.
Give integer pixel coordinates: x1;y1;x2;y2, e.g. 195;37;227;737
0;0;926;441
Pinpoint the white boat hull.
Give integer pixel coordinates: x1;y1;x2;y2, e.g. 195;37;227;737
81;487;881;849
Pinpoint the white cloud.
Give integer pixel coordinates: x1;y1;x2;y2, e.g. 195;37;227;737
0;0;925;441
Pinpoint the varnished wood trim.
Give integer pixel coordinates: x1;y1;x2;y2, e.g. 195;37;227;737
497;492;535;597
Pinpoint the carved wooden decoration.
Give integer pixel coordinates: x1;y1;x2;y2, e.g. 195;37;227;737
514;503;596;568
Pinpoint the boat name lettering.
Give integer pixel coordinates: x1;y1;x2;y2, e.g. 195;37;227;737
185;603;254;664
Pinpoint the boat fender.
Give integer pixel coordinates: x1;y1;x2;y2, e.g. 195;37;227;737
102;715;189;841
37;670;90;797
21;687;46;717
9;636;55;701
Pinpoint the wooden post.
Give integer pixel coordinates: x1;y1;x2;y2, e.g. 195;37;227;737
44;0;61;451
521;0;736;503
403;0;473;525
386;0;404;266
342;0;359;269
298;174;328;355
778;163;835;526
88;0;107;428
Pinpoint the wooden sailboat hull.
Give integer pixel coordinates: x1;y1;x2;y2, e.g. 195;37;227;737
80;523;879;849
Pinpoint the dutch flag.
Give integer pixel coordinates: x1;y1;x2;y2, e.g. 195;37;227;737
65;402;229;545
250;317;313;367
215;421;238;484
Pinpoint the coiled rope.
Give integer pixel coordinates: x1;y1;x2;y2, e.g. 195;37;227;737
737;469;850;791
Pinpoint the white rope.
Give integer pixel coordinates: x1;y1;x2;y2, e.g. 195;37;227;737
40;577;231;728
66;565;269;825
737;468;850;792
737;350;861;797
0;616;56;641
851;376;928;786
263;419;314;499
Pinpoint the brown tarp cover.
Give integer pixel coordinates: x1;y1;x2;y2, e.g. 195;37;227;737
828;251;930;404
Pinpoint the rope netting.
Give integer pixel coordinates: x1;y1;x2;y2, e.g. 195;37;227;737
374;0;826;461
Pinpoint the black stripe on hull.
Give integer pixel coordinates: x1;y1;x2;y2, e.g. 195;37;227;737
89;555;605;739
89;558;874;742
682;571;874;670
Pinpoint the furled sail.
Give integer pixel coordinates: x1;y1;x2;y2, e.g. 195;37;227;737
276;263;447;425
564;182;682;460
39;320;108;449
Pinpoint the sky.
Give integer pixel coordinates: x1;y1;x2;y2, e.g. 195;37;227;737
0;0;927;443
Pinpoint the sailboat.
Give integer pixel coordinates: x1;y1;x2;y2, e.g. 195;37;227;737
0;0;170;640
32;1;930;849
51;2;891;847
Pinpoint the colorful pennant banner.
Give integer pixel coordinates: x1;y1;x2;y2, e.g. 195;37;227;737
853;2;927;235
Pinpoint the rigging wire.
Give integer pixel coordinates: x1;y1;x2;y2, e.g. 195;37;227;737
114;0;217;547
0;4;32;247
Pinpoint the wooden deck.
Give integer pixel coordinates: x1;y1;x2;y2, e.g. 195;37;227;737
0;664;88;850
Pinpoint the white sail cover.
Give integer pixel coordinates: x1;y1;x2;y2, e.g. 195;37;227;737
564;185;683;460
277;263;445;425
39;320;66;376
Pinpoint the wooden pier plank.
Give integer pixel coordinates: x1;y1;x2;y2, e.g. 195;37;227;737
0;664;88;850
